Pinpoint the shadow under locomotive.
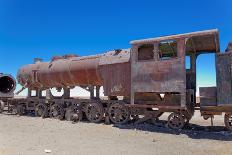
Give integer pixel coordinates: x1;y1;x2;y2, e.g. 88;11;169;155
114;121;232;141
2;109;232;141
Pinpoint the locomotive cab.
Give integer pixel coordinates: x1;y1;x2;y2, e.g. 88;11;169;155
130;29;220;118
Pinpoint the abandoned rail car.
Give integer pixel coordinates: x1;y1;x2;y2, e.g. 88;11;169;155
1;29;232;131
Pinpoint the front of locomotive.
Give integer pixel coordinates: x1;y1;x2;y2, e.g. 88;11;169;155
0;73;16;98
0;73;16;112
17;63;38;89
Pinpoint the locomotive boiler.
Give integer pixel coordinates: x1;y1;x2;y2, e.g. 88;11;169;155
17;50;131;98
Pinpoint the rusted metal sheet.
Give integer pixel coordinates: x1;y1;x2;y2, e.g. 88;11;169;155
131;29;220;54
99;63;131;96
18;49;131;97
99;49;130;65
129;29;220;109
10;29;232;130
17;55;104;89
199;87;217;106
132;58;185;92
69;56;102;86
216;52;232;106
186;70;196;90
99;49;131;96
17;29;221;111
134;92;181;106
0;73;16;98
130;38;186;107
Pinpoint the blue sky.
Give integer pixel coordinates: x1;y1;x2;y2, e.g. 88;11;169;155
0;0;232;93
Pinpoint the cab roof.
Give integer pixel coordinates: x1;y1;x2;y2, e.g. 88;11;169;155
130;29;220;54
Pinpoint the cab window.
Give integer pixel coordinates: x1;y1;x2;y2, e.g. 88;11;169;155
138;44;154;61
158;40;177;60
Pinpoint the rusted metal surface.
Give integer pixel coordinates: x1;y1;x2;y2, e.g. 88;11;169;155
99;49;130;65
0;73;16;98
8;29;232;131
125;104;186;110
18;55;103;89
130;38;186;108
200;106;232;112
85;102;104;123
99;49;131;96
132;58;186;92
17;29;220;104
109;102;130;124
186;54;197;92
130;29;219;110
216;51;232;106
199;87;217;106
131;29;220;54
17;50;131;97
99;63;130;96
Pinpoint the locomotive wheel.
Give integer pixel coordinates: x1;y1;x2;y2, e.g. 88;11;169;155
35;103;48;118
85;102;104;123
224;113;232;131
16;104;26;116
50;104;64;120
65;106;83;122
109;103;130;125
167;112;185;130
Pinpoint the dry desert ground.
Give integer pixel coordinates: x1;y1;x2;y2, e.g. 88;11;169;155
0;111;232;155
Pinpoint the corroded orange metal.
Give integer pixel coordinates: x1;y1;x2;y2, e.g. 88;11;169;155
17;50;131;97
17;55;103;89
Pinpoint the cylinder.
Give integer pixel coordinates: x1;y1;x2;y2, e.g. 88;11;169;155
0;74;16;97
17;55;103;89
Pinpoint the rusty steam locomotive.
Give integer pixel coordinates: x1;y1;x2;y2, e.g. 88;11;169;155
1;29;232;130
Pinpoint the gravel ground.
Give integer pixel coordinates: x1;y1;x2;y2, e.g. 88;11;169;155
0;111;232;155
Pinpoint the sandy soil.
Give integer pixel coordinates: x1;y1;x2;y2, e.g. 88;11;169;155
0;111;232;155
